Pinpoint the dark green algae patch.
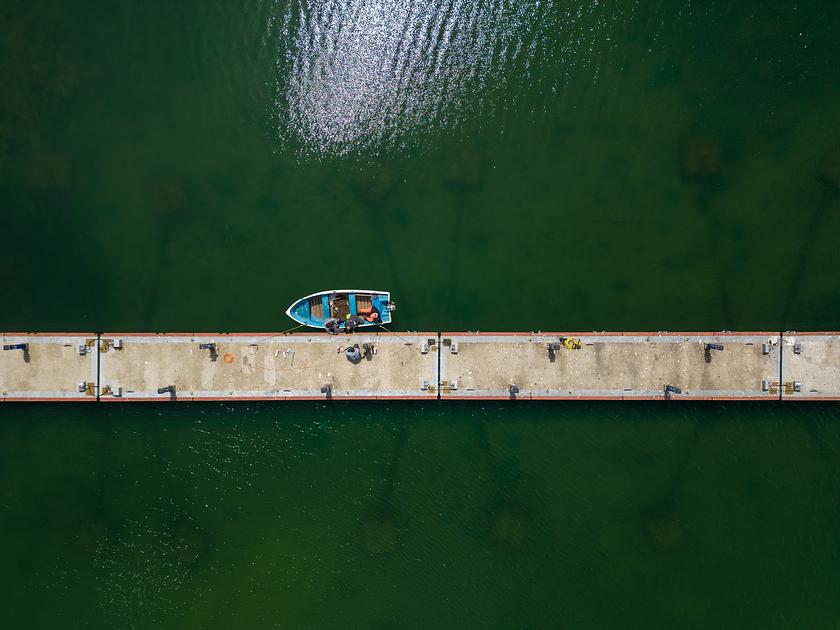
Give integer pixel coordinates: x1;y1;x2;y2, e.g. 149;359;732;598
3;0;840;628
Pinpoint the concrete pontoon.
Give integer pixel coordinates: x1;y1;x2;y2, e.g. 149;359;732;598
1;333;98;401
97;333;438;401
2;330;839;403
780;333;840;400
438;332;782;400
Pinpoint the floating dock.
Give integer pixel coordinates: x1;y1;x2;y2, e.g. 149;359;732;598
1;331;838;402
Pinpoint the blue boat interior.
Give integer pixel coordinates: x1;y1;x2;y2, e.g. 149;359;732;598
288;292;392;329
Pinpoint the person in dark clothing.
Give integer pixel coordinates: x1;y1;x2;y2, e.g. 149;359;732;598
345;344;362;364
358;306;380;323
345;316;357;334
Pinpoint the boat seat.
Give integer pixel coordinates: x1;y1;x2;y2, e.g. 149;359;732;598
309;296;324;320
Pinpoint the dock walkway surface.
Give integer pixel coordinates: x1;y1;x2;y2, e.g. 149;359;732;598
1;331;838;402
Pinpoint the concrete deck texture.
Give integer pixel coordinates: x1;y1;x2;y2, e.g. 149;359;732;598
439;333;783;400
2;330;838;402
1;333;98;401
780;333;840;400
98;333;439;400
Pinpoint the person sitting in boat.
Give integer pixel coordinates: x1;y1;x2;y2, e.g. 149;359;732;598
358;306;380;323
345;314;357;334
324;318;340;334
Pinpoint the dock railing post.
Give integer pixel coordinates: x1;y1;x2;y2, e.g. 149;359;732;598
2;343;30;363
157;385;176;399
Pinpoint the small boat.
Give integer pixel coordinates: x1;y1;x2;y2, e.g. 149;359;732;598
285;289;395;333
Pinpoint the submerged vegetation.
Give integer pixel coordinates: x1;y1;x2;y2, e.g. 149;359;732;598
817;143;840;192
680;135;723;181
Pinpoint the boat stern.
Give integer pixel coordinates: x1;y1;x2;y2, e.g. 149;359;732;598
371;292;394;325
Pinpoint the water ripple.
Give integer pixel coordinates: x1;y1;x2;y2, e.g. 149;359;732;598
269;0;632;157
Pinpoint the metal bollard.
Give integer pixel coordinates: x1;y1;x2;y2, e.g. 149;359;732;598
199;342;218;361
704;343;724;363
664;384;682;399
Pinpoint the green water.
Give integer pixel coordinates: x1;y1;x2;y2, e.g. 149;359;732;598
2;1;840;627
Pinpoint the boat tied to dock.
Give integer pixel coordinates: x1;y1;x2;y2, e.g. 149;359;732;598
285;289;395;333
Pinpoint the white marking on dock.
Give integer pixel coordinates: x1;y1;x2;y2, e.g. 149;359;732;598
780;333;840;400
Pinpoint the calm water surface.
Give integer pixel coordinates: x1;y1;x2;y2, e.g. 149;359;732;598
2;1;840;627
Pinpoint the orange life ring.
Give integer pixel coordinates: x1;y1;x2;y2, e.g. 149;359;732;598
223;353;234;364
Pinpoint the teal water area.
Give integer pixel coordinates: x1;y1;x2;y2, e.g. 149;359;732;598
2;1;840;627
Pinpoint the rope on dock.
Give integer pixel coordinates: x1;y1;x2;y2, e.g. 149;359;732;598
377;324;415;345
252;324;305;343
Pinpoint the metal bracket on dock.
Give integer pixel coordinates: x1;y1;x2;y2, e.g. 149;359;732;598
101;384;122;397
784;381;802;394
763;380;802;395
100;338;123;352
762;379;799;395
441;338;458;353
76;381;96;396
439;379;458;393
420;338;437;354
761;337;778;355
77;338;98;355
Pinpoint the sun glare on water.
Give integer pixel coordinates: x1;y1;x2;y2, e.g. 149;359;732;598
268;0;615;158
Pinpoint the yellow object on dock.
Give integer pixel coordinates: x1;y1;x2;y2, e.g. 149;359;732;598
562;337;581;350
